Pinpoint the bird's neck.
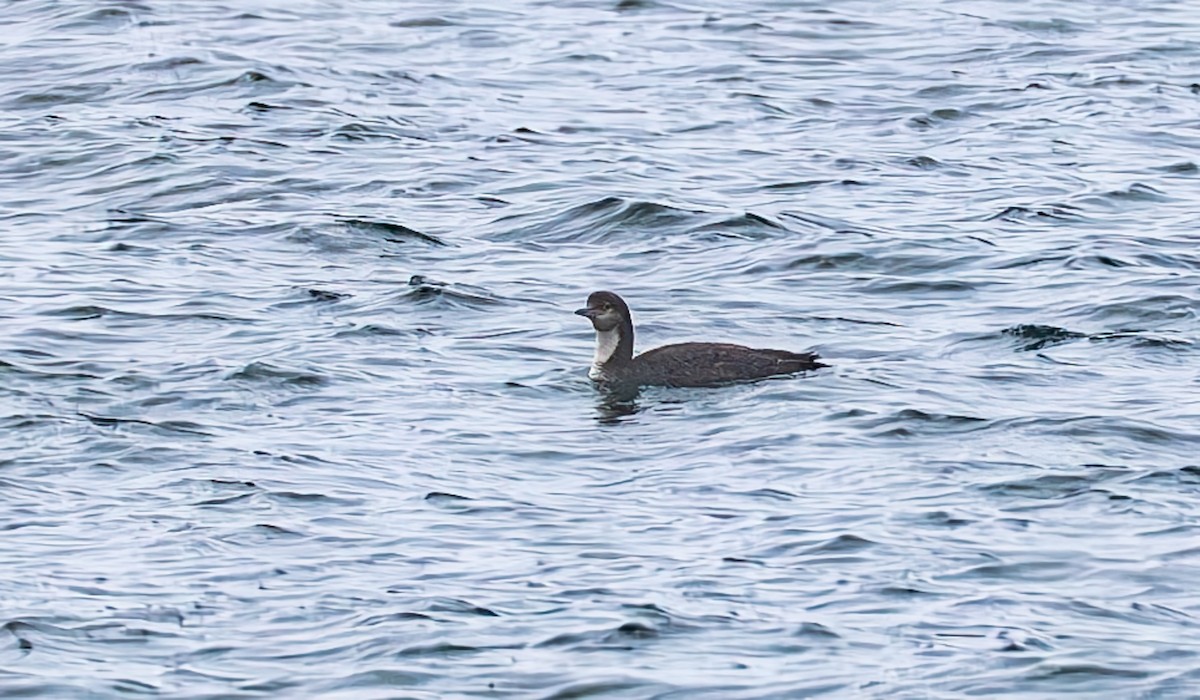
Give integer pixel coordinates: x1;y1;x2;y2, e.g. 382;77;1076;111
591;321;635;376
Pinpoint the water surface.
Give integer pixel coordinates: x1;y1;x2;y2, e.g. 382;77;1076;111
3;0;1200;697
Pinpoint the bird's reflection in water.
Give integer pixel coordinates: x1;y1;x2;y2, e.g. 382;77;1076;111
594;386;641;424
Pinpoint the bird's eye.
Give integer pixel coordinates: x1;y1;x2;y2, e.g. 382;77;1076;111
602;304;612;311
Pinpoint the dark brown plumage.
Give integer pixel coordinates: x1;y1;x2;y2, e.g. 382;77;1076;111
574;291;825;389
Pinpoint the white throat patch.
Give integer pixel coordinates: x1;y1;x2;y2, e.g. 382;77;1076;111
589;328;621;380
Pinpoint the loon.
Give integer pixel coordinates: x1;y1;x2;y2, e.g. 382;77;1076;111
574;290;825;389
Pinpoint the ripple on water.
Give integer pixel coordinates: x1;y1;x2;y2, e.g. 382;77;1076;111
3;0;1200;697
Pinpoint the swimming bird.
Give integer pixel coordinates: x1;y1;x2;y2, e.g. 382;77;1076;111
574;290;825;389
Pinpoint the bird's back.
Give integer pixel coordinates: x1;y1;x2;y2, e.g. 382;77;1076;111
628;342;824;388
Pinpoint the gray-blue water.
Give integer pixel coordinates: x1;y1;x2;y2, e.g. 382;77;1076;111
3;1;1200;697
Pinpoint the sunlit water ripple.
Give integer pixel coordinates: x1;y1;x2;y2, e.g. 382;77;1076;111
3;0;1200;697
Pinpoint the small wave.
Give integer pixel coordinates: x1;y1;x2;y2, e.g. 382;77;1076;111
1027;663;1151;682
983;203;1084;222
764;179;833;191
686;211;791;239
535;620;663;649
1089;330;1194;348
907;107;970;130
11;85;110;108
134;56;205;72
980;473;1097;500
1066;294;1197;324
305;288;352;303
862;278;978;296
1153;161;1198;173
403;275;501;307
333;323;412;338
389;16;458;28
778;210;882;237
330;122;429;143
339;218;447;246
948;559;1078;583
1002;324;1086;351
227;361;328;389
858;407;989;438
988;17;1085;37
800;533;878;555
76;411;213;436
904;155;943;169
486;196;706;244
40;303;244;324
1077;182;1170;208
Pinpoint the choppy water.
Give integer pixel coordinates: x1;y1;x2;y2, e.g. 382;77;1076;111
3;0;1200;697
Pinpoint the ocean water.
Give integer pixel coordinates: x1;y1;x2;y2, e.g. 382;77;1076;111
3;0;1200;697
